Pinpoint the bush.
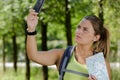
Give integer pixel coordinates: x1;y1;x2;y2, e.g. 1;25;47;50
111;68;120;80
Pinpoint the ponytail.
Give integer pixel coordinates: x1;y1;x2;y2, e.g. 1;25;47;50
95;27;110;58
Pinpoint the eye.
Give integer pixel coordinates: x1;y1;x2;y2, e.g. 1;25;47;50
77;25;81;29
83;27;88;31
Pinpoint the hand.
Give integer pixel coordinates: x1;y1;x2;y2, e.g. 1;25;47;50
27;9;38;32
88;75;97;80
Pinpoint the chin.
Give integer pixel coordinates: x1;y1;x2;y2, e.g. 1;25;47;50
75;38;78;43
75;39;80;44
75;39;84;45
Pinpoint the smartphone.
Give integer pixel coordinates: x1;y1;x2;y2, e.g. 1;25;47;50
33;0;45;13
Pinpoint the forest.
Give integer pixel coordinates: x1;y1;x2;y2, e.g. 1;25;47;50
0;0;120;80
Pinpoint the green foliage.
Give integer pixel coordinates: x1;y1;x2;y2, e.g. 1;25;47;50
0;0;120;74
111;68;120;80
48;69;58;80
0;67;120;80
0;67;58;80
103;0;120;62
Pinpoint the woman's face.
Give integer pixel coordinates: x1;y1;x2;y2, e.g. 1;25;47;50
75;19;99;45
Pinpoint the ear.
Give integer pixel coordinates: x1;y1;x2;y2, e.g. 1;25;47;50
93;35;100;42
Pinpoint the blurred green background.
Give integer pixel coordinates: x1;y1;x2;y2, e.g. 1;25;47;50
0;0;120;80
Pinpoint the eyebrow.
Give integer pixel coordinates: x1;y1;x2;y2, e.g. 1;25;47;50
78;25;89;29
77;25;81;28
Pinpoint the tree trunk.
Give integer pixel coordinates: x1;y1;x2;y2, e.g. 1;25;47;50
12;29;18;72
65;0;72;46
2;36;6;72
25;53;30;80
98;0;104;24
117;40;120;68
10;0;18;72
24;20;30;80
41;21;48;80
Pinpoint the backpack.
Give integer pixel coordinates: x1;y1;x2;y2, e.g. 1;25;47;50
59;46;89;80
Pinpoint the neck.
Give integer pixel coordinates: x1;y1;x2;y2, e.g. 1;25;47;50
75;44;93;58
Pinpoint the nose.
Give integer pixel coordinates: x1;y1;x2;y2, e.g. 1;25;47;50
76;28;83;34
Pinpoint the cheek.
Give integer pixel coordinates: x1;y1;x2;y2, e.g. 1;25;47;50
84;34;95;42
75;29;79;33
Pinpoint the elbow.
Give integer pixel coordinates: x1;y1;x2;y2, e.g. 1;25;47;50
26;48;37;61
26;51;35;61
26;52;33;61
27;54;32;60
27;54;36;62
27;51;38;62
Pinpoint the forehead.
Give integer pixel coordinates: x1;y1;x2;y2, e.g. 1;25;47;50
79;19;93;28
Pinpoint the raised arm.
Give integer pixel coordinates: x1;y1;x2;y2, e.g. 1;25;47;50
26;9;64;68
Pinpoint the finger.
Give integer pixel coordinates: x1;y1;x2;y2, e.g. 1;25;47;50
28;13;38;20
29;8;35;12
31;11;38;16
29;9;38;16
88;76;92;80
91;75;97;80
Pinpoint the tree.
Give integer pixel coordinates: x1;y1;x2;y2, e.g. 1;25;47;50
0;1;7;72
65;0;72;46
98;0;104;24
22;0;33;80
10;0;18;72
24;17;30;80
2;36;6;72
12;27;18;72
103;0;120;62
41;21;48;80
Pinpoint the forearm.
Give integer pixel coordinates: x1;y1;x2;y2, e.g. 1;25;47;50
26;35;38;60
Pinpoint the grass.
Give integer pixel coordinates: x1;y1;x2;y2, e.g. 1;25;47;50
111;68;120;80
0;67;58;80
0;66;120;80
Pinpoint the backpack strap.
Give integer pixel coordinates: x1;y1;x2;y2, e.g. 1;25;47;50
59;46;75;80
62;69;89;77
59;46;89;80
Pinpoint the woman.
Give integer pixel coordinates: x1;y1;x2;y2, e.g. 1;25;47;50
26;9;111;80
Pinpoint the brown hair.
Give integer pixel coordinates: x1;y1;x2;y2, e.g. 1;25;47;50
84;15;110;58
